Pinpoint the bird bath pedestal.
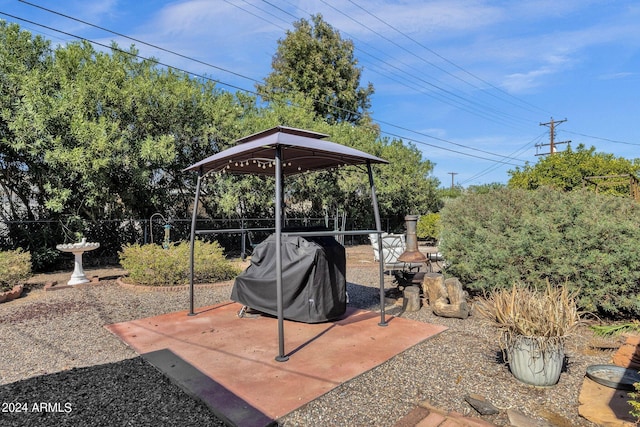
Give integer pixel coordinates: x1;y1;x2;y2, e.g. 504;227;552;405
56;238;100;285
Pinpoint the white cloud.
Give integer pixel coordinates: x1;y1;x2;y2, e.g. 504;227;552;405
501;53;573;93
598;72;636;80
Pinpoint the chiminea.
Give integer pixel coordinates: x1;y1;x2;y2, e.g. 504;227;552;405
397;214;427;263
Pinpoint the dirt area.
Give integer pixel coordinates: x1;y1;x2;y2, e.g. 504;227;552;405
25;267;128;287
345;243;378;266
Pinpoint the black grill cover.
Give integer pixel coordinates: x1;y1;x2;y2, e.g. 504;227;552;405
231;234;346;323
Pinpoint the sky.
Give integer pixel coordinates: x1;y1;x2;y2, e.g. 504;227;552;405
2;0;639;187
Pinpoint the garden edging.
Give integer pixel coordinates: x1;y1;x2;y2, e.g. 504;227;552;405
0;284;24;303
116;277;233;292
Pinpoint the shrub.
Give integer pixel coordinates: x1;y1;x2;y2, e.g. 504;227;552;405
119;240;241;286
417;213;441;242
439;186;640;318
0;249;32;292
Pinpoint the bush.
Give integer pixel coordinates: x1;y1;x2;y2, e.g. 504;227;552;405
630;382;640;422
119;240;241;286
0;249;32;292
417;213;441;242
439;186;640;318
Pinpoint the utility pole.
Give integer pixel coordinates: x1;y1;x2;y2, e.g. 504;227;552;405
448;172;458;189
536;118;571;156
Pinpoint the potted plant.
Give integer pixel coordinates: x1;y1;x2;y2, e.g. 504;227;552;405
476;281;580;386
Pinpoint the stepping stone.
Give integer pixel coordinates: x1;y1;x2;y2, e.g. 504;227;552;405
464;394;499;415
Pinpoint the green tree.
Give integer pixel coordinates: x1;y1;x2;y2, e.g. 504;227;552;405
417;213;441;241
257;14;374;125
508;144;640;195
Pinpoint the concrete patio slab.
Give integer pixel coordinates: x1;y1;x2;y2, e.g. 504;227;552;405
106;301;447;426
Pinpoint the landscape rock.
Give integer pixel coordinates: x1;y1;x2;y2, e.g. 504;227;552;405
0;284;23;303
612;335;640;370
464;393;499;415
578;377;636;427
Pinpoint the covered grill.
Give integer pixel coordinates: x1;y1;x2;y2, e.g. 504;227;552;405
231;233;346;323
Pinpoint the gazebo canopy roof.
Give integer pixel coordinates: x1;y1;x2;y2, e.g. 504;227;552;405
184;126;388;176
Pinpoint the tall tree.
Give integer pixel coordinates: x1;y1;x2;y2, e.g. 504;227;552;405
257;14;374;125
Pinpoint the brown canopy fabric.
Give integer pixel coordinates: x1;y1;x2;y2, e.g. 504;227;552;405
184;126;388;175
185;126;389;362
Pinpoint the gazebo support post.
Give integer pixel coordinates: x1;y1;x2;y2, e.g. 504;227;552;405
274;145;289;362
367;161;387;327
188;169;204;316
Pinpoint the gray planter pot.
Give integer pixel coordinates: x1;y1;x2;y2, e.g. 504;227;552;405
506;335;565;386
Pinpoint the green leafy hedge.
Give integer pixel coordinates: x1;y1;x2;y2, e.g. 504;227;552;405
417;213;441;241
439;187;640;318
0;249;32;292
119;240;241;286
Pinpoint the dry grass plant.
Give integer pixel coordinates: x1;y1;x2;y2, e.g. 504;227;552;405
476;280;581;351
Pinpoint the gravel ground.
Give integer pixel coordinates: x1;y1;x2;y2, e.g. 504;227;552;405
0;246;618;426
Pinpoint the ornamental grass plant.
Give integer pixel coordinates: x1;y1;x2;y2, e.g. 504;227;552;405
475;280;581;350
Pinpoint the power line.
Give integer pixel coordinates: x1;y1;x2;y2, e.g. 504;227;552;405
460;131;547;185
560;130;640;147
345;0;552;117
270;0;538;130
378;129;526;166
361;54;531;129
18;0;263;86
0;10;254;95
320;0;538;127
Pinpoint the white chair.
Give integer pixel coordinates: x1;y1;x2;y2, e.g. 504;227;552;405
381;234;405;266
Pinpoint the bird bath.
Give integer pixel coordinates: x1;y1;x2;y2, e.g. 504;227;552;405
56;238;100;285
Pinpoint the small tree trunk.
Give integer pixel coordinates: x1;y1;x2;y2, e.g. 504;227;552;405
403;286;421;312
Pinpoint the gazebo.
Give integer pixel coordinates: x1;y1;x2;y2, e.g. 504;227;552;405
184;126;389;362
